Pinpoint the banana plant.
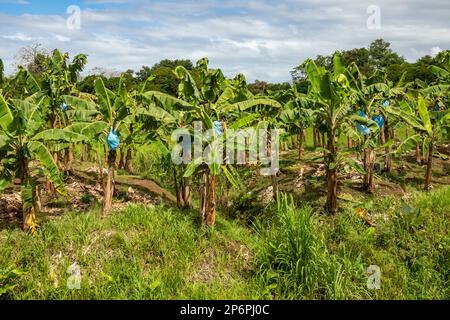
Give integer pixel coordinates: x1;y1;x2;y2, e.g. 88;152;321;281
1;66;41;100
139;90;193;208
41;49;87;172
302;52;355;214
144;58;281;225
430;51;450;84
0;94;88;231
241;95;284;201
277;86;315;160
63;77;136;215
387;94;450;190
344;64;397;192
115;75;157;174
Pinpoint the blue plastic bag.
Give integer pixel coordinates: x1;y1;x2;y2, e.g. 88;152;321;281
61;102;70;112
382;100;390;108
107;128;121;151
372;114;384;129
213;120;223;136
357;110;370;135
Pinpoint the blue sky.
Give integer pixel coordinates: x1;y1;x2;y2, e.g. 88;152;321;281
1;0;449;82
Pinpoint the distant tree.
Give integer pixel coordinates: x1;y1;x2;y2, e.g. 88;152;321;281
409;55;438;84
292;39;406;83
248;80;270;95
145;66;179;96
386;56;438;85
78;75;106;94
248;80;291;95
342;47;371;75
14;43;49;78
135;66;152;82
269;82;291;91
149;59;194;73
290;66;306;83
314;55;333;70
368;39;405;72
136;59;194;82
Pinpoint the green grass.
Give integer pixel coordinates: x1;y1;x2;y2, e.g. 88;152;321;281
0;205;263;299
255;187;449;300
1;186;449;300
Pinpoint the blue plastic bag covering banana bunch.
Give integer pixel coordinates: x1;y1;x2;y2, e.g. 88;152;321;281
372;114;384;129
205;120;224;141
61;102;70;112
356;110;370;135
213;120;223;136
382;100;390;108
107;128;121;151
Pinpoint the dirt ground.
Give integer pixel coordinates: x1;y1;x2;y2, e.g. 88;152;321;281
238;148;450;218
0;164;175;229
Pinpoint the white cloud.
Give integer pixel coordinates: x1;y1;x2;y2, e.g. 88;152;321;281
2;33;33;41
431;46;443;56
55;35;71;42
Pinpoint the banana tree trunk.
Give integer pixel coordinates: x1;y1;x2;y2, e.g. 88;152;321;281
182;177;192;209
200;173;207;220
271;175;279;201
87;144;92;162
322;133;327;159
173;168;182;208
424;143;434;190
204;173;217;226
23;187;37;232
298;129;305;160
326;128;338;215
292;134;298;149
46;152;59;195
415;143;422;164
63;146;73;173
383;120;392;173
347;137;353;149
199;171;217;226
118;149;125;169
103;150;116;216
19;157;37;231
313;128;319;147
125;148;133;173
81;144;87;162
363;147;375;193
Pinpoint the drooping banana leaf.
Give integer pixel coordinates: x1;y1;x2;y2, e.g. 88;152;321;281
31;128;89;143
0;94;13;131
28;140;66;195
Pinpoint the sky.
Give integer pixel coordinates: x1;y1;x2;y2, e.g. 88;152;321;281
0;0;449;82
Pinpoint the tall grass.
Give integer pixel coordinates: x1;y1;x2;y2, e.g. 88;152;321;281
255;194;369;300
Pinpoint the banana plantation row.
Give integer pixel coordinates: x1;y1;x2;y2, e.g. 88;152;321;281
0;49;449;232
